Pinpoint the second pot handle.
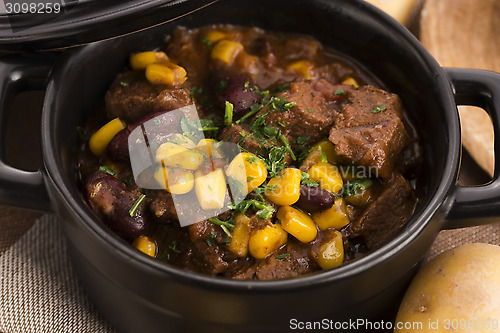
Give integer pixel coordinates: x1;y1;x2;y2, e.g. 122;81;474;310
0;53;55;213
445;67;500;228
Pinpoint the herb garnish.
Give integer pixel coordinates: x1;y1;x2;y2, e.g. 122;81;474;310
224;101;234;127
202;36;213;48
276;253;291;260
296;136;310;145
120;81;129;87
169;240;182;254
264;146;287;178
334;89;345;96
301;172;320;187
342;178;373;197
278;133;296;161
99;166;116;176
209;217;235;238
373;104;387;113
129;194;146;217
206;232;217;247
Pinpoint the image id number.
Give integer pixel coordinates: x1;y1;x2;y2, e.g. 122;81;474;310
5;2;61;14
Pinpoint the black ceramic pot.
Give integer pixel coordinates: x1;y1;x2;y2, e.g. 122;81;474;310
2;0;500;332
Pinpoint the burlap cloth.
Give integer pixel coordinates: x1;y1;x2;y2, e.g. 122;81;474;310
1;205;499;333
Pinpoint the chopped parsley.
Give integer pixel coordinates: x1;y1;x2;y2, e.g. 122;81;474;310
169;240;182;254
202;36;213;48
99;166;116;176
296;136;310;145
264;146;287;178
342;178;373;197
224;101;234;127
373;104;387;113
209;217;235;238
206;232;217;247
129;194;146;217
275;253;291;260
278;133;296;161
334;89;345;96
301;172;320;187
120;81;129;87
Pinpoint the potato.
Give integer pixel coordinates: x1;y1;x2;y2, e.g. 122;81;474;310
395;243;500;333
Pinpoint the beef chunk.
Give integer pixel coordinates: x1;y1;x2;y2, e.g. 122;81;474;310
219;123;273;155
329;85;409;179
187;242;228;275
149;190;178;223
224;257;257;279
105;70;192;124
263;79;349;145
348;173;416;249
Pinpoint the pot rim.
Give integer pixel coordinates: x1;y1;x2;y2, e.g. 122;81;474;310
40;1;461;292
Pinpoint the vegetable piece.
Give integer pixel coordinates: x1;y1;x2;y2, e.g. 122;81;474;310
204;31;228;44
286;60;314;79
308;162;343;193
226;152;267;195
132;235;157;257
312;139;336;164
145;62;187;87
315;231;344;270
169;133;196;148
89;117;126;156
129;51;168;70
277;206;317;243
224;101;233;126
299;149;325;172
194;168;227;210
341;77;359;88
211;39;244;64
196;139;224;160
155;142;205;170
312;198;350;230
227;213;252;257
154;167;195;194
265;168;302;206
248;224;288;259
395;243;500;333
296;185;336;212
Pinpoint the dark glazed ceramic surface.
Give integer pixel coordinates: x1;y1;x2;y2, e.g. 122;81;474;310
3;0;500;332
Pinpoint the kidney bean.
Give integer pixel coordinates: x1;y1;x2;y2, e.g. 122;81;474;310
83;171;148;241
218;75;260;115
296;185;335;212
106;109;182;162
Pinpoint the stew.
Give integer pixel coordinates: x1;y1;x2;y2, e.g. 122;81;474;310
77;25;422;280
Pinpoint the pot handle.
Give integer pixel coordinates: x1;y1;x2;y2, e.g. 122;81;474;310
445;67;500;228
0;53;55;213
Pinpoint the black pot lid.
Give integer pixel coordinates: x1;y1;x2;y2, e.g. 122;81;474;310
0;0;217;51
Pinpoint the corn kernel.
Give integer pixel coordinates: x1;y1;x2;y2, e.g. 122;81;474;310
154;167;194;194
156;142;205;170
129;51;169;70
194;168;227;210
227;213;251;257
211;39;244;64
204;31;228;44
287;60;314;79
299;149;324;172
196;139;224;160
309;162;343;193
312;139;336;164
342;77;359;88
316;231;344;270
312;198;350;230
89;117;126;156
265;168;302;206
248;224;288;259
132;236;157;257
277;206;317;243
226;152;267;196
145;62;187;87
169;133;196;148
